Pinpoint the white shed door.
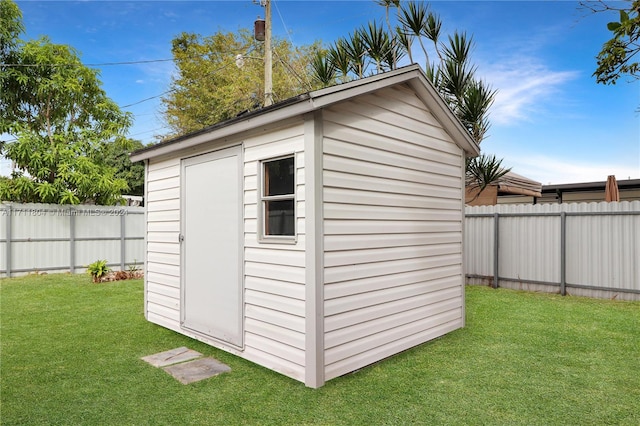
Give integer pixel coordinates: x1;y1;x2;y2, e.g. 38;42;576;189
181;146;242;347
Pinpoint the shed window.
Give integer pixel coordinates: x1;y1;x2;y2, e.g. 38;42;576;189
261;156;295;239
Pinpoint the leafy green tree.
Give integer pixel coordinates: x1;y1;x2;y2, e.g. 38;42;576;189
0;0;133;205
1;0;24;131
583;0;639;85
162;29;321;136
102;139;146;197
0;0;22;61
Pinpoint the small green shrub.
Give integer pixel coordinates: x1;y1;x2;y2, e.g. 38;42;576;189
87;260;110;283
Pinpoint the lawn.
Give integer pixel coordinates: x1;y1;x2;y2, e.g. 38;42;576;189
1;274;638;425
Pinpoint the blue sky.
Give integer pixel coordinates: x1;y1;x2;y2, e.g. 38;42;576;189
4;0;639;184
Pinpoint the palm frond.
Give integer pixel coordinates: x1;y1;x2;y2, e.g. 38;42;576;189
310;51;336;88
465;154;511;195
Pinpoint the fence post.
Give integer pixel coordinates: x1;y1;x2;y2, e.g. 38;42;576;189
5;204;11;278
560;211;566;296
120;211;126;271
493;212;499;289
69;207;75;273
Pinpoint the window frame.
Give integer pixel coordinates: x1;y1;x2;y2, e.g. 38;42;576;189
258;154;297;243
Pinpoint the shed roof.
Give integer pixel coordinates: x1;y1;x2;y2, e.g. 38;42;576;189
131;64;480;162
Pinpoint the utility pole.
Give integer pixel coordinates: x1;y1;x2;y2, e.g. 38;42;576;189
263;0;273;106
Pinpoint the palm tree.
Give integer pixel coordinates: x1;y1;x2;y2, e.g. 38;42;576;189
396;2;507;191
328;38;352;82
399;1;430;64
396;27;414;64
344;31;368;79
375;0;400;68
310;50;336;87
466;155;511;199
318;0;510;194
358;22;391;73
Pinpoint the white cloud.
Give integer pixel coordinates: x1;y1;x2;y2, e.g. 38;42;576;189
504;154;640;185
480;59;579;125
404;45;580;127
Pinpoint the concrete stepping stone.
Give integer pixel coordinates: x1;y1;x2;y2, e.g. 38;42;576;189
163;357;232;384
141;346;202;367
141;347;231;384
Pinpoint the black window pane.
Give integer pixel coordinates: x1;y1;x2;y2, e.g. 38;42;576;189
265;157;294;196
265;200;294;236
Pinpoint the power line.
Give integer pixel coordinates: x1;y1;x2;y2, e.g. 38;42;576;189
128;126;171;138
120;57;243;109
272;0;313;91
1;58;175;68
0;47;254;69
121;91;173;109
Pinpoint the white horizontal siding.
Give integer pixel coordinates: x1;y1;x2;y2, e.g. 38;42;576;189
325;316;462;380
147;302;180;324
147;290;179;311
242;122;307;382
324;232;459;251
324;219;460;235
325;297;462;349
245;276;305;300
325;254;461;284
147;251;179;266
147;242;180;255
246;289;305;317
324;168;460;200
245;304;305;333
325;265;461;300
242;344;305;382
324;244;461;267
147;260;179;277
321;85;465;379
324;137;460;181
146;281;180;299
145;158;181;329
325;276;461;317
326;297;462;362
147;231;179;244
324;186;456;209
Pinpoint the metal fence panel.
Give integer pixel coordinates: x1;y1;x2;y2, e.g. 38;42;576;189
499;213;560;284
465;201;640;300
464;212;494;277
1;202;145;277
564;202;640;292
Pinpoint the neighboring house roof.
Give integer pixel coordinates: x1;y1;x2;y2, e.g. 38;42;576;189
539;178;640;203
542;178;640;194
131;64;480;163
496;171;542;197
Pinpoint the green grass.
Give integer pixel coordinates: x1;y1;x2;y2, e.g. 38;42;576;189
1;274;638;425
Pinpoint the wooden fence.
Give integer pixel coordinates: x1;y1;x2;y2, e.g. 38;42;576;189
465;201;640;301
1;203;144;277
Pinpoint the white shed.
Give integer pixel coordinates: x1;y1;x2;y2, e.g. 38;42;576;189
131;65;479;388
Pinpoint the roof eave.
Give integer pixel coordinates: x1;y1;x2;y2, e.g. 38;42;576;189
130;95;313;162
